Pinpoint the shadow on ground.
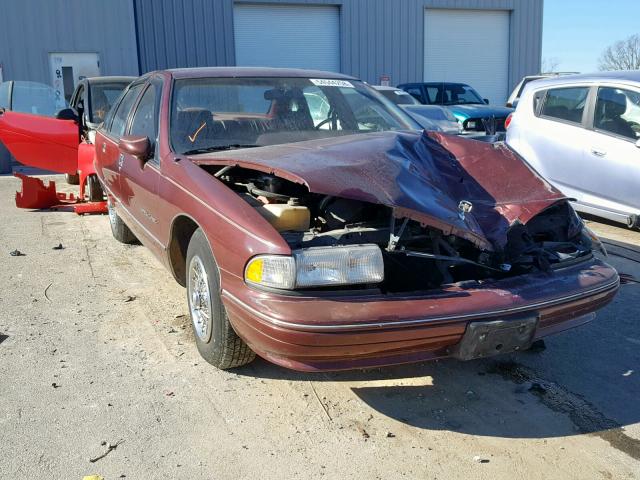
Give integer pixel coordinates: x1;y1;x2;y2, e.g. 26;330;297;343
235;238;640;451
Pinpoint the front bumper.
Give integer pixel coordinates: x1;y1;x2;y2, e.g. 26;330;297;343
221;258;619;371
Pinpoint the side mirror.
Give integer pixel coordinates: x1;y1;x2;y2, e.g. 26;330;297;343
119;135;151;165
483;98;490;105
56;107;79;121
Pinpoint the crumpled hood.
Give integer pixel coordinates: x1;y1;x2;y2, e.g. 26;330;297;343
191;131;566;251
449;104;514;120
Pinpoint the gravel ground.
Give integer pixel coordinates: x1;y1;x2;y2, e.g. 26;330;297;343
0;174;638;479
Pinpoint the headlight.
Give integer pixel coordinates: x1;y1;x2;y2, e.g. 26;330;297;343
582;226;607;256
244;244;384;290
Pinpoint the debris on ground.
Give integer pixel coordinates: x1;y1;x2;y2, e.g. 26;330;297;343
52;243;64;250
9;249;25;256
386;432;396;438
473;456;490;464
529;382;547;395
124;295;137;303
51;382;61;388
82;475;104;480
88;440;124;463
44;283;53;302
619;273;640;285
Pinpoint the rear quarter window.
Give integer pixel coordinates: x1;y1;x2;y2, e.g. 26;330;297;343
540;87;589;124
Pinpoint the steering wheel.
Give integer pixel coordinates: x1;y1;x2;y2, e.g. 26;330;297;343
314;116;334;130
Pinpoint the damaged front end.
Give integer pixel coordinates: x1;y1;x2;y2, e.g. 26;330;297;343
194;131;600;294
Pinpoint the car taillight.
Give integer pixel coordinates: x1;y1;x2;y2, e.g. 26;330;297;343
505;112;513;130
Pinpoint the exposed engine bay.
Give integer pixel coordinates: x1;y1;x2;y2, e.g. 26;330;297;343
203;165;595;293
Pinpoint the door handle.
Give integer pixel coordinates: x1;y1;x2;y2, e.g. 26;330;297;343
591;148;606;157
102;143;106;153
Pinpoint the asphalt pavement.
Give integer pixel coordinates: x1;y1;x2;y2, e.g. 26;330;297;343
0;174;638;479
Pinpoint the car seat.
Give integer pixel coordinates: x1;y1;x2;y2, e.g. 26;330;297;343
595;89;636;139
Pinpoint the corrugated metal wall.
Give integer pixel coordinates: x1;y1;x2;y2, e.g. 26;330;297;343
134;0;542;92
0;0;139;84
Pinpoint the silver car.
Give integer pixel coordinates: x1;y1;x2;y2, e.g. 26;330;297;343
372;85;462;134
506;71;640;228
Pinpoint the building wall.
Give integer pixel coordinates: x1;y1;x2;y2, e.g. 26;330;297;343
0;0;543;92
0;0;139;84
134;0;543;91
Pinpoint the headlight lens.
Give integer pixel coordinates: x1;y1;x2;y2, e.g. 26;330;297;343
244;244;384;290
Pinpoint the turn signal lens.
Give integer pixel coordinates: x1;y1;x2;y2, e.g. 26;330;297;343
244;255;296;289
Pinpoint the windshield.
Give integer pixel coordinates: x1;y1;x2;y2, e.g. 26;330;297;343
89;82;131;123
378;89;420;106
427;84;485;106
170;77;416;154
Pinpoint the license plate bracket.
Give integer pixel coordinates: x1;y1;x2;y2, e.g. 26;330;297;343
452;315;539;361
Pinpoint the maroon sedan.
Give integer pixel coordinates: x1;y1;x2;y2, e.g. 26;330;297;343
3;68;619;371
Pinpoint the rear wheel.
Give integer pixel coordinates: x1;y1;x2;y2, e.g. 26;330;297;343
186;228;255;369
107;197;137;244
65;172;79;185
86;174;104;202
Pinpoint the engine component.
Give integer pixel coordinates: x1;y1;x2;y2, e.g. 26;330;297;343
255;198;310;232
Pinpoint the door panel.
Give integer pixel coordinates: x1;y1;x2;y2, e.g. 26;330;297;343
584;132;640;213
0;110;78;173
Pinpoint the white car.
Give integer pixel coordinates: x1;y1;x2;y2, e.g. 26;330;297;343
506;71;640;228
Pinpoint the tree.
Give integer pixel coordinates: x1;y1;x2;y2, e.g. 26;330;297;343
598;34;640;71
541;57;560;73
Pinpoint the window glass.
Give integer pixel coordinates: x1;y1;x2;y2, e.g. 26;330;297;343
303;86;331;126
0;82;9;109
129;85;157;140
9;81;66;116
170;77;415;154
89;81;131;123
406;87;425;103
594;87;640;140
109;84;144;137
378;89;419;106
541;87;588;123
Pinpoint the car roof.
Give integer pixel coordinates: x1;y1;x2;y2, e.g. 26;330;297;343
421;82;470;87
85;76;136;84
526;70;640;88
163;67;358;80
372;85;404;91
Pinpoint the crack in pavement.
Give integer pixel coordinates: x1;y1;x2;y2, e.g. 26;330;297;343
488;360;640;461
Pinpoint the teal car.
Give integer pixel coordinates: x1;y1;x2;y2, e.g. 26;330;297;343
397;82;514;133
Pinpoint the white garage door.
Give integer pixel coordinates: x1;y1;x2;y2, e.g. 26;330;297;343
234;4;340;72
424;9;510;104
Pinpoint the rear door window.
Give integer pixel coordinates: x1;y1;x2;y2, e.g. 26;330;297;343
108;84;144;137
593;87;640;141
541;87;589;124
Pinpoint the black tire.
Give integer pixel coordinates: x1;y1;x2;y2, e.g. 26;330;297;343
186;228;255;369
87;174;104;202
65;172;80;185
107;197;137;244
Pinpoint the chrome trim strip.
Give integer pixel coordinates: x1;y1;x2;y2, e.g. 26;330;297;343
221;277;619;332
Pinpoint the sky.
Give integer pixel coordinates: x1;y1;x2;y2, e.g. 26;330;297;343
542;0;640;73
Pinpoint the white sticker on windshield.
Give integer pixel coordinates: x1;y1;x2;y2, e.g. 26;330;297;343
394;90;410;95
310;79;355;88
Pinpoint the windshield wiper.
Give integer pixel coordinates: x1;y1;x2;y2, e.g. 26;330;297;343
182;144;260;155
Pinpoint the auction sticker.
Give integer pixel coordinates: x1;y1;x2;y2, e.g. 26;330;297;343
310;79;354;88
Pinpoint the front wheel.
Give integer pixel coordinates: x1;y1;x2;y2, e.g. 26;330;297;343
186;228;255;369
